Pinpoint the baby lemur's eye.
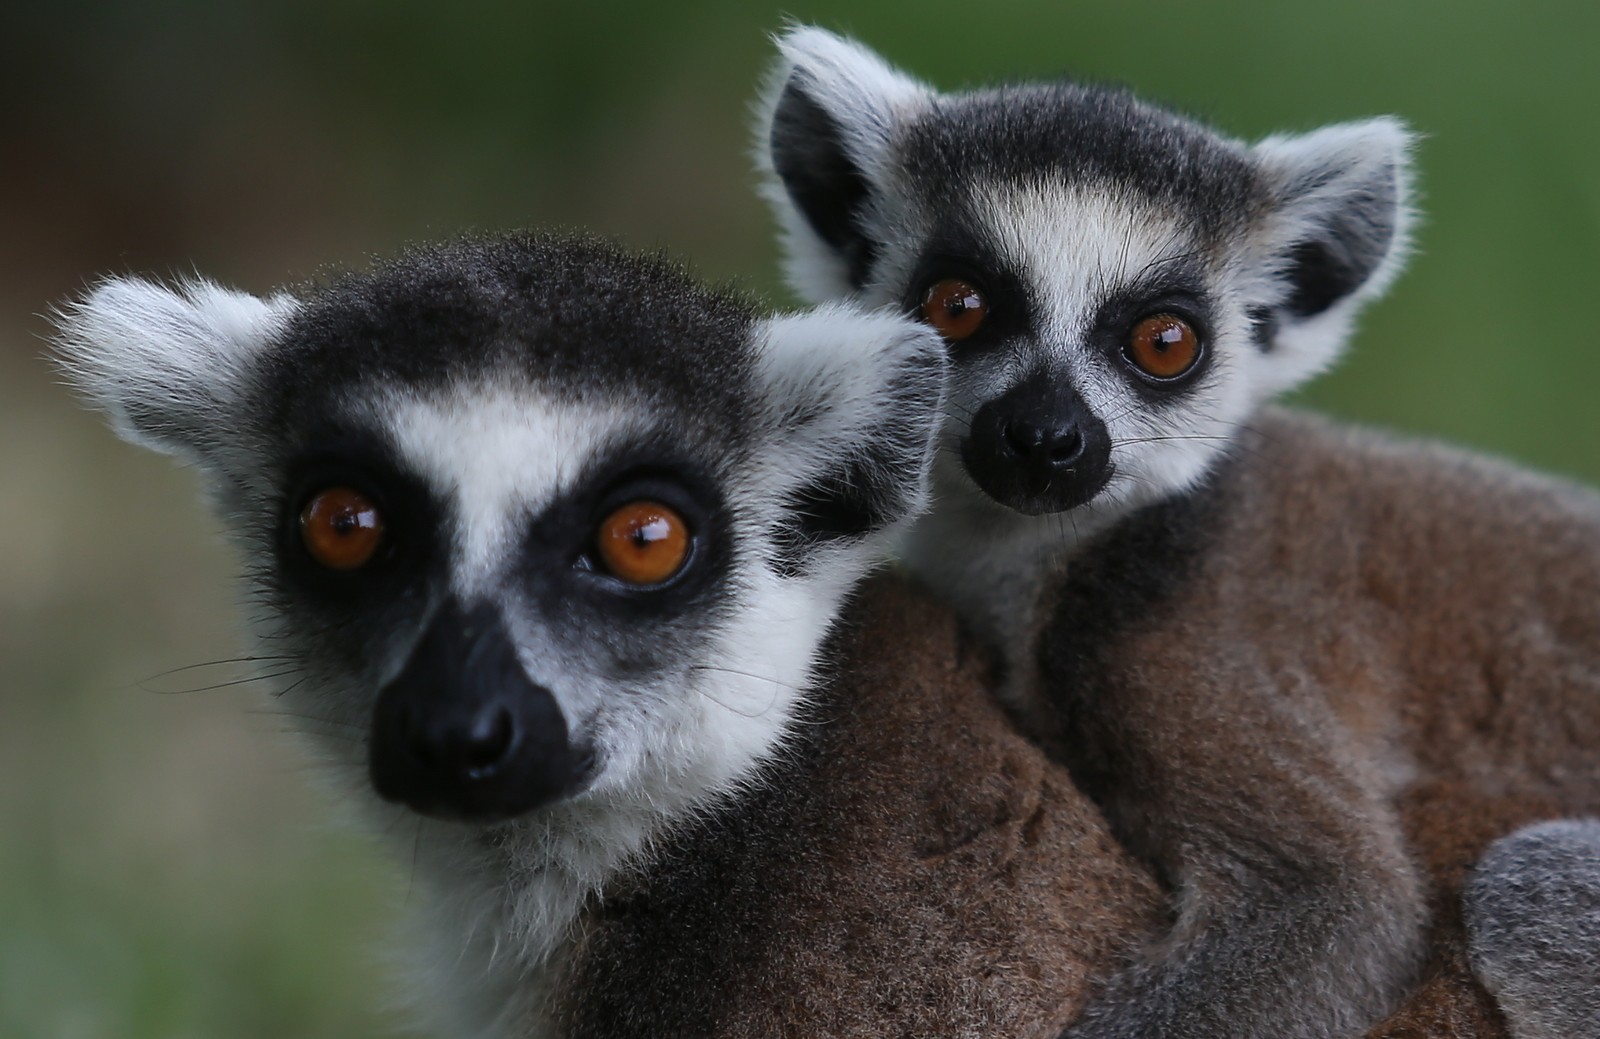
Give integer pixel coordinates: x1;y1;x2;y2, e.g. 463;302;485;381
1125;314;1202;381
595;501;691;587
300;487;385;571
920;278;988;342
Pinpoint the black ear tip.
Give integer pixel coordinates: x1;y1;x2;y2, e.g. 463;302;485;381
1262;120;1415;320
766;81;881;290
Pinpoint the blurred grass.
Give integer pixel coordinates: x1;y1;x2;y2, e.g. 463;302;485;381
3;1;1597;1036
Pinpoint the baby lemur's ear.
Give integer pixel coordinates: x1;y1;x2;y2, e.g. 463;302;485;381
756;26;931;301
52;276;295;463
1246;118;1416;395
748;305;947;571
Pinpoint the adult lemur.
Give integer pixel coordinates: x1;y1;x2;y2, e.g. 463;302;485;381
55;233;1190;1038
758;27;1600;1039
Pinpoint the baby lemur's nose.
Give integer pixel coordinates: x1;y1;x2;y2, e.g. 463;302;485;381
370;601;594;822
959;376;1113;515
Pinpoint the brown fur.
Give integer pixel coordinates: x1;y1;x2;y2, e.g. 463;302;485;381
553;573;1165;1038
1033;408;1600;1037
546;563;1557;1037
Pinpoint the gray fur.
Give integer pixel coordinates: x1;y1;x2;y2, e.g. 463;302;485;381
753;27;1600;1039
1466;820;1600;1038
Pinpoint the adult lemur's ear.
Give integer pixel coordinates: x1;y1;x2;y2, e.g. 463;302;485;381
1245;118;1416;395
755;26;932;301
52;276;295;463
749;305;947;575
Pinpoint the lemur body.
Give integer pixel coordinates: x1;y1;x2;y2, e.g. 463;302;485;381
760;29;1600;1039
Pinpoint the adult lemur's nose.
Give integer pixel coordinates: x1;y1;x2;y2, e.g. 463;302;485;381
370;600;594;823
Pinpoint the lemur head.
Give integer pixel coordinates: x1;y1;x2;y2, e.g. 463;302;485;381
54;233;946;831
758;27;1414;522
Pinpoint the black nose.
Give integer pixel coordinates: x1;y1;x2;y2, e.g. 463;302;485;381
1002;417;1085;468
370;601;594;823
397;701;517;778
961;376;1112;515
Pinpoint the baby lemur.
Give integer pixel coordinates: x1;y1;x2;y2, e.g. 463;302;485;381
759;27;1600;1039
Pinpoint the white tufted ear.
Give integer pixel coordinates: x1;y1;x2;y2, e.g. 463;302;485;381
52;276;296;462
1244;117;1417;397
754;26;933;301
749;303;947;563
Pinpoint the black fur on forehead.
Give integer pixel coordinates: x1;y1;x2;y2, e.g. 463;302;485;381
902;83;1262;240
260;232;759;433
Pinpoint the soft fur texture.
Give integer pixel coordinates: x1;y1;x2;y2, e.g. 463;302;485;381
1464;821;1600;1038
1027;409;1600;1038
548;573;1166;1038
753;27;1600;1039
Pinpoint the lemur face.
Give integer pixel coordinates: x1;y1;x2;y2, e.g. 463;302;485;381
56;234;946;827
761;28;1412;523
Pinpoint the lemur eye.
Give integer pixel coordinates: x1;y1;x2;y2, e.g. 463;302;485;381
1126;315;1201;381
300;487;385;570
921;278;988;341
595;501;691;587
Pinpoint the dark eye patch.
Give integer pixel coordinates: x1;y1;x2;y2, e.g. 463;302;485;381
1087;264;1217;403
902;223;1035;356
276;425;444;600
515;435;734;628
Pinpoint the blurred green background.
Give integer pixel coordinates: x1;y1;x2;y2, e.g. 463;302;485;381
3;2;1597;1036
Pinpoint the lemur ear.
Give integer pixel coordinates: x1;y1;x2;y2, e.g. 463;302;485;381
749;305;947;572
755;26;931;301
52;276;294;462
1246;118;1416;394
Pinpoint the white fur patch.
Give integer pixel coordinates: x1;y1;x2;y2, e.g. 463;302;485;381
755;302;944;477
382;385;634;598
52;276;297;459
754;26;933;302
1246;117;1417;397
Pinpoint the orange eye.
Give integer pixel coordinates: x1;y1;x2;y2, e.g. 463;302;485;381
595;501;691;587
921;278;988;341
300;487;385;571
1126;315;1202;380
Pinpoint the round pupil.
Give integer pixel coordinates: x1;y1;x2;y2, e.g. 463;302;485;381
300;487;383;570
944;288;979;317
325;500;378;537
629;516;672;548
598;501;690;586
923;279;987;341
